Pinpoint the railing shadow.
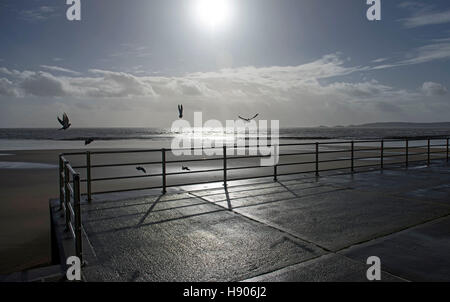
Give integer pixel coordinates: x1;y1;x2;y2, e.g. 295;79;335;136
135;194;163;228
85;180;347;236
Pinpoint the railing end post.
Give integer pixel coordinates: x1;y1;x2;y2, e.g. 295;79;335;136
86;151;92;203
315;142;319;177
223;146;227;186
162;148;167;194
273;165;278;182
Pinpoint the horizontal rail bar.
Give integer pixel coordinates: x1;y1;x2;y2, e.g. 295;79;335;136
91;185;164;195
89;173;163;182
166;168;224;176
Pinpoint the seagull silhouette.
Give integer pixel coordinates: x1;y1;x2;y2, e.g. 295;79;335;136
84;138;94;145
182;165;190;171
178;104;183;119
57;113;71;130
136;166;147;174
238;113;259;122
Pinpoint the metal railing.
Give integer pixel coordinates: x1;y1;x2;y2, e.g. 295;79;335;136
59;156;82;263
58;136;450;264
59;136;450;201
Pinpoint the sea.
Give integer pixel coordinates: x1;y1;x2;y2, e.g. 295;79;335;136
0;127;449;150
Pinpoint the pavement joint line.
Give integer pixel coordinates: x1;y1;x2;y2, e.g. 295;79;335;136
188;191;332;254
189;186;350;209
335;253;412;282
237;253;329;282
333;211;450;254
188;181;324;199
334;214;450;282
189;183;335;203
238;252;412;282
86;183;333;223
81;224;98;260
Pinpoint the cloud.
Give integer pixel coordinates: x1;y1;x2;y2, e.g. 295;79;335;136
2;52;448;127
400;39;450;65
1;53;369;99
108;44;153;59
372;39;450;70
401;10;450;28
19;6;59;22
1;53;444;126
0;78;18;97
399;1;450;28
40;65;81;75
421;82;448;96
19;72;66;97
372;58;389;63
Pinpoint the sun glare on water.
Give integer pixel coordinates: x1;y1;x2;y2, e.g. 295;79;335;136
193;0;233;30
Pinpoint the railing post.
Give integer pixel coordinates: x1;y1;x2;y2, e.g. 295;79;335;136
315;142;319;177
86;152;92;203
381;140;384;170
351;141;354;173
64;161;70;231
273;165;278;182
223;146;227;186
59;156;64;210
73;173;83;264
447;138;449;163
161;148;167;194
405;138;409;168
427;139;431;166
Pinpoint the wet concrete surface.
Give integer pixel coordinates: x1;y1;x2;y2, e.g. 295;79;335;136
51;160;450;281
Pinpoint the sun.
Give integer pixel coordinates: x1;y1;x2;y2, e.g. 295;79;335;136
193;0;233;30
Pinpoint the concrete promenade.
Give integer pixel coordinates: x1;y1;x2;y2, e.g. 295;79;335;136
50;160;450;281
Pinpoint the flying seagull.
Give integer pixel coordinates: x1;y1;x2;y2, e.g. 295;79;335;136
238;113;259;122
182;165;190;171
57;113;71;130
84;138;94;145
178;104;183;119
136;166;147;174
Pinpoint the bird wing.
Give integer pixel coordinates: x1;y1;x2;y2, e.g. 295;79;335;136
57;116;64;126
63;113;69;124
238;116;249;122
251;113;259;120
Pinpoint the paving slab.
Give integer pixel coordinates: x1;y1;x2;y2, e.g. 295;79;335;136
243;253;405;282
341;216;450;282
232;188;450;251
79;193;325;281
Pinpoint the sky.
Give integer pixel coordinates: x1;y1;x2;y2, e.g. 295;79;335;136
0;0;449;128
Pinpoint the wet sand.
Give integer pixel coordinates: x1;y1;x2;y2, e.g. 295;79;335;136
0;150;61;274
